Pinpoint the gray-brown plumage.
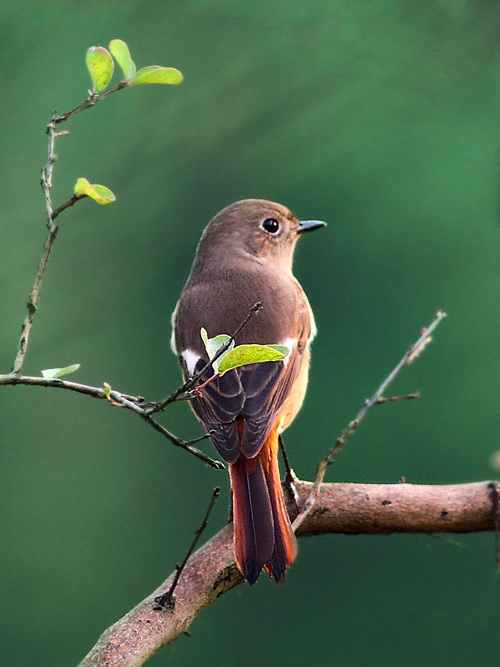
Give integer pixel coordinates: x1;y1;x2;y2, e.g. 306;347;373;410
172;199;325;584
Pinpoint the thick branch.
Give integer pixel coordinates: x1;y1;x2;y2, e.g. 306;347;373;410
79;480;498;667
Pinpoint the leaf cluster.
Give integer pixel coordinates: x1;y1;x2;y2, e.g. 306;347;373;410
87;39;183;95
200;328;288;376
70;40;183;206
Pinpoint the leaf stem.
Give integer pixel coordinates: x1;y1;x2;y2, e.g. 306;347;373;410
52;194;86;220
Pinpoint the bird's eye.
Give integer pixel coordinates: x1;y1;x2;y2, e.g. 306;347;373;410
262;218;280;234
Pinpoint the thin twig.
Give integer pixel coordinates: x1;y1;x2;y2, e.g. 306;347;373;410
52;193;86;220
11;114;61;375
293;309;447;532
11;80;131;376
139;413;223;469
0;373;143;401
376;392;420;404
147;301;263;414
5;68;223;483
0;373;224;469
153;487;221;610
53;81;130;124
97;388;223;469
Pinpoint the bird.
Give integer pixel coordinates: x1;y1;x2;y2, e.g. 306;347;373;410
171;199;325;584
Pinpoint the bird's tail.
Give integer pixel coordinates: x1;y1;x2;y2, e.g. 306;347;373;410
229;425;297;585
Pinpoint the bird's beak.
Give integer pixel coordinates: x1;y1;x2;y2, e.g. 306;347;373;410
296;219;327;234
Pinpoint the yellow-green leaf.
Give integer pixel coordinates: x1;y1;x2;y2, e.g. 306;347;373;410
109;39;136;80
86;46;114;93
41;364;81;379
130;66;183;86
218;345;286;376
200;328;234;373
74;178;116;205
266;345;290;356
200;327;209;348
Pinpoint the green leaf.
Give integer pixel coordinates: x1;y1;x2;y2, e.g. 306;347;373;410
86;46;114;93
218;345;287;376
130;66;183;86
208;335;233;358
41;364;81;379
109;39;136;80
266;345;290;356
200;328;235;373
201;328;233;360
200;327;209;348
74;178;116;204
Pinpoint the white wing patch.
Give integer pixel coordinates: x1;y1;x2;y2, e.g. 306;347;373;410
308;304;318;342
182;349;202;376
170;302;179;355
171;303;202;376
181;342;294;375
279;337;297;365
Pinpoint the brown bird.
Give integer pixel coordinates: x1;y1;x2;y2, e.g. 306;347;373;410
171;199;325;584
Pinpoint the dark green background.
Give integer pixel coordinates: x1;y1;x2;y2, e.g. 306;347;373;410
1;1;499;665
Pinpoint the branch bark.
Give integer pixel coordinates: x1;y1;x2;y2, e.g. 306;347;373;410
79;479;498;667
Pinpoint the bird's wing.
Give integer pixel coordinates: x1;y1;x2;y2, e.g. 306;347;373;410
174;272;313;464
187;345;304;463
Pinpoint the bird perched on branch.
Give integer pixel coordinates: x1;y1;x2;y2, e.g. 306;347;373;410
172;199;325;584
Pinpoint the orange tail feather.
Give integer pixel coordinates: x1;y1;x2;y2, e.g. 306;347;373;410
229;427;297;584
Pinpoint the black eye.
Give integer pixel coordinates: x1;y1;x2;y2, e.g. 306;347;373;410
262;218;280;234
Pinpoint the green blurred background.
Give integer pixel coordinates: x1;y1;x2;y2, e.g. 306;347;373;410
1;1;499;665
